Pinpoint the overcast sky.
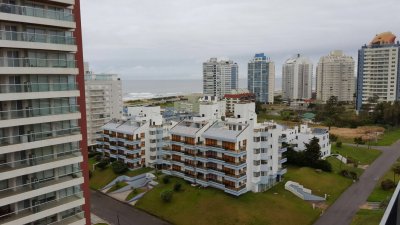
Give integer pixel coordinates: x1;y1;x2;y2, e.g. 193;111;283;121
81;0;400;80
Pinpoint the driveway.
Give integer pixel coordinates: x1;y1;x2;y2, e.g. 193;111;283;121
314;140;400;225
90;190;170;225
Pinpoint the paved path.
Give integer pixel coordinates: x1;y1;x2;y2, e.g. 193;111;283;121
90;190;170;225
314;140;400;225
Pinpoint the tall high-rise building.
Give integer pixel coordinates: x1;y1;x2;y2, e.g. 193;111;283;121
316;50;355;102
84;63;123;149
203;58;238;99
282;54;313;100
0;1;90;224
247;53;275;103
356;32;400;111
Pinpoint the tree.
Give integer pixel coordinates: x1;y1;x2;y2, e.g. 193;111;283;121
304;137;321;163
162;176;171;184
111;161;128;174
336;141;342;148
173;183;182;192
160;189;173;202
392;165;400;183
354;137;364;147
329;134;338;142
96;158;110;170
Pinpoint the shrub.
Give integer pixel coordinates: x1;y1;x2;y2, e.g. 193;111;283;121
329;134;338;142
381;179;396;191
111;161;128;174
89;170;93;179
94;154;102;162
162;176;171;184
313;160;332;172
160;189;173;202
96;158;110;170
88;151;101;158
173;183;182;192
336;141;342;148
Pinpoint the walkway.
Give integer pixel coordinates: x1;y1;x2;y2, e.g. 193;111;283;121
90;190;170;225
314;140;400;225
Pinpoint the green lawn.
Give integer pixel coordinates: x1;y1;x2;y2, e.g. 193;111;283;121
106;181;128;193
125;188;145;201
89;158;153;190
373;128;400;146
368;160;400;202
331;145;381;165
326;157;363;178
351;209;385;225
136;166;354;225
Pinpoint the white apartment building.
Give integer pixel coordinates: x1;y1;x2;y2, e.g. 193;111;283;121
316;50;355;102
97;107;175;169
281;124;331;159
203;58;239;100
223;89;255;114
0;1;89;224
161;102;287;196
356;32;400;111
282;54;313;100
84;63;122;149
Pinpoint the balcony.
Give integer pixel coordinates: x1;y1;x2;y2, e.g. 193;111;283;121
0;3;74;22
279;157;287;164
0;105;79;121
0;57;76;68
0;170;83;205
0;127;81;147
0;83;77;94
49;211;85;225
279;147;287;154
0;192;84;225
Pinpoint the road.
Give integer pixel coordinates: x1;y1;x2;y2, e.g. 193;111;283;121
314;140;400;225
90;190;170;225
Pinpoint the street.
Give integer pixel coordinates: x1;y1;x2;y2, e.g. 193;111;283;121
90;190;170;225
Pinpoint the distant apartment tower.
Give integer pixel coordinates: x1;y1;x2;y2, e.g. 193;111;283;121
161;102;287;196
282;54;313;100
316;51;355;102
247;53;275;103
0;1;90;224
84;63;123;149
356;32;400;111
203;58;238;99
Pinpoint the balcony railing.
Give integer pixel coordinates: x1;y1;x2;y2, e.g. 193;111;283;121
0;82;77;94
0;105;79;120
0;127;81;146
0;30;75;45
0;3;74;22
0;170;82;199
48;211;85;225
0;57;76;68
0;191;83;222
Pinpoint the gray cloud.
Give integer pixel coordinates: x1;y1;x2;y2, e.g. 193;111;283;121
81;0;400;80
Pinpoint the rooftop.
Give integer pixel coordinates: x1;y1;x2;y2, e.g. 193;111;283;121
203;121;248;142
102;119;142;134
170;120;209;137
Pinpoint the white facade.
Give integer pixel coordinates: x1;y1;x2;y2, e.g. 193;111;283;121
316;50;355;102
162;102;287;196
282;54;313;100
282;124;331;159
356;32;400;111
85;63;123;147
203;58;239;100
0;1;87;224
97;107;176;168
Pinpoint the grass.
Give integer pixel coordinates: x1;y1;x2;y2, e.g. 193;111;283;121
326;157;363;178
136;166;354;225
367;160;400;202
88;158;153;190
351;209;385;225
125;188;145;201
331;144;381;165
106;181;128;193
373;128;400;146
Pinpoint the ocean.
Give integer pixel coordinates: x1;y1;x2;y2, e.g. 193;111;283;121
122;78;282;100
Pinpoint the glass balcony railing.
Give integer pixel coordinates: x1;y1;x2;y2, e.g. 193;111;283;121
0;105;80;120
0;30;75;45
0;127;81;147
0;57;76;68
0;83;77;94
0;3;74;22
48;211;85;225
0;191;83;222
